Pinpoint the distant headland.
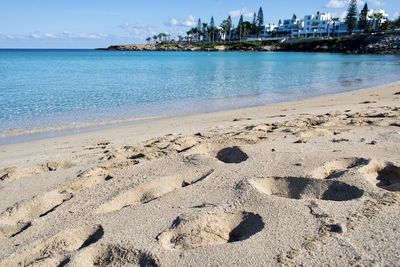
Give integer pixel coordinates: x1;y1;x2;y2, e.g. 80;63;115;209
99;33;400;54
100;0;400;54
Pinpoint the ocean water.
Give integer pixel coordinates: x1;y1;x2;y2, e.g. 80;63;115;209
1;49;400;136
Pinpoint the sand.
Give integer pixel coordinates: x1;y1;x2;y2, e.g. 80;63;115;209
0;82;399;266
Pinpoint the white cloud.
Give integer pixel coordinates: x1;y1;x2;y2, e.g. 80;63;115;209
340;10;348;19
61;32;109;39
0;34;16;40
326;0;365;9
43;33;57;38
183;15;197;27
166;18;179;27
228;8;254;18
166;15;197;27
0;31;110;40
371;0;385;7
4;24;158;43
118;23;156;38
78;33;107;39
29;33;44;39
31;32;59;39
326;0;346;8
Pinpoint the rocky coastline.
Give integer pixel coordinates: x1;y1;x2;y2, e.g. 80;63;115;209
99;33;400;54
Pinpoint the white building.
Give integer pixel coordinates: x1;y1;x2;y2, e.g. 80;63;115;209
259;23;278;39
276;15;303;37
259;11;339;38
300;12;333;37
367;9;389;30
329;19;348;36
244;8;390;41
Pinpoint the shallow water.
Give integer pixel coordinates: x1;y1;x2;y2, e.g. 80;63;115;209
1;49;399;134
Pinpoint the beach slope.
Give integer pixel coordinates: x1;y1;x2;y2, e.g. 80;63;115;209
0;83;399;266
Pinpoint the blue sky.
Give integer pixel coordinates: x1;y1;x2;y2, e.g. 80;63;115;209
0;0;399;48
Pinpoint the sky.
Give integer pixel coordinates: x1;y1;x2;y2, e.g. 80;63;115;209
0;0;399;48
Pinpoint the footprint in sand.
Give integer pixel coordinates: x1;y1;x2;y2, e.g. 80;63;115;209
361;161;400;192
0;167;17;181
158;211;264;250
310;157;370;179
67;167;113;192
1;161;74;183
96;170;214;214
32;161;74;176
69;243;158;267
171;136;202;153
359;101;377;104
249;177;364;201
298;128;335;141
0;190;73;238
216;146;248;164
0;224;103;266
66;160;135;192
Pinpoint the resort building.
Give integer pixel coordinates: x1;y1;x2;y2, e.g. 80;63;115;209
256;8;389;40
246;11;348;39
179;7;391;44
258;23;278;39
275;15;303;37
301;12;333;37
270;11;348;38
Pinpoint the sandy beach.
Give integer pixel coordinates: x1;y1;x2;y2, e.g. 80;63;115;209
0;82;399;266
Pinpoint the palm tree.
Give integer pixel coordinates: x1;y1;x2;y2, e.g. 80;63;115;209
157;33;169;42
370;13;384;32
241;21;252;40
146;37;151;44
220;17;234;42
188;28;201;43
186;29;194;43
395;16;400;28
202;23;208;42
296;20;302;38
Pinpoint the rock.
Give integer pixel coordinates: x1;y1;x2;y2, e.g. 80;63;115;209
214;45;227;51
99;34;400;54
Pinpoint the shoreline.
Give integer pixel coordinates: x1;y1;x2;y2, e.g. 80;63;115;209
0;80;398;150
2;80;399;146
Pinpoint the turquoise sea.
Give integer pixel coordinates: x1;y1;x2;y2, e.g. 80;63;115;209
1;49;400;136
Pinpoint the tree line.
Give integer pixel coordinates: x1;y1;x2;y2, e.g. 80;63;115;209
184;7;265;42
346;0;400;34
147;2;400;44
